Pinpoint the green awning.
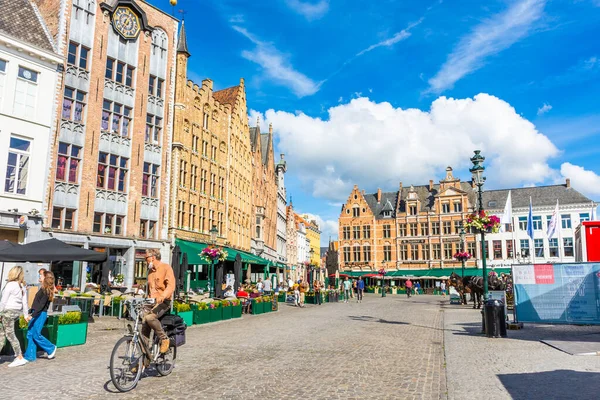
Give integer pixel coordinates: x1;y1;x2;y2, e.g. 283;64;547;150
175;239;270;266
345;268;512;278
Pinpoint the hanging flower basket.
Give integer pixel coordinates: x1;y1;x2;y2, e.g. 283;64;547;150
464;211;501;233
453;251;472;262
200;246;228;263
378;268;387;276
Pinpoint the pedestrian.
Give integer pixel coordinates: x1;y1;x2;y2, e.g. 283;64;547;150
24;271;57;363
0;266;31;367
415;281;421;295
314;279;322;305
405;279;412;298
37;268;46;288
263;276;272;295
288;277;294;289
440;281;447;297
293;281;301;307
256;278;264;294
343;277;352;303
356;276;364;303
300;279;309;306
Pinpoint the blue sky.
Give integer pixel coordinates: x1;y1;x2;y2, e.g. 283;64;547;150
150;0;600;243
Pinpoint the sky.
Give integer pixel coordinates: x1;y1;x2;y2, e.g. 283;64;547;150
150;0;600;245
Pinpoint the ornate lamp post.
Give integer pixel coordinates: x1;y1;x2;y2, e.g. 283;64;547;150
469;150;488;300
379;261;387;298
459;224;466;279
209;225;218;298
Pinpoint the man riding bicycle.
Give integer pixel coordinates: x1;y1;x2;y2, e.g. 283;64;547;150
143;249;175;354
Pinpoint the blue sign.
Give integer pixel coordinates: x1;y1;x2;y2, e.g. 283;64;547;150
513;263;600;325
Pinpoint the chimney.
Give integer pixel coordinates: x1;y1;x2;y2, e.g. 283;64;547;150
566;178;571;188
377;188;382;203
429;180;434;191
362;190;365;195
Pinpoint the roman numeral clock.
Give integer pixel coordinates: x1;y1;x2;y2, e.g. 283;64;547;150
112;6;141;39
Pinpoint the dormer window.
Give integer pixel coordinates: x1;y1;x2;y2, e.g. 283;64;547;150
382;210;391;218
409;205;417;215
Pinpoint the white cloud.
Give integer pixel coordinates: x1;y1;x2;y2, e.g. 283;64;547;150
560;163;600;197
229;14;245;23
232;26;321;97
537;103;552;115
285;0;329;21
428;0;546;93
356;18;423;57
297;212;339;245
253;93;560;201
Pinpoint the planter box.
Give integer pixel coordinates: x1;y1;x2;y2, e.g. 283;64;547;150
251;300;262;315
56;322;88;348
305;296;315;304
232;305;242;318
277;294;286;303
110;301;124;317
193;308;210;325
221;306;232;320
175;310;194;327
209;308;222;322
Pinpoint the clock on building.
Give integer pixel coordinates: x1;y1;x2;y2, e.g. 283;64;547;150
112;6;141;40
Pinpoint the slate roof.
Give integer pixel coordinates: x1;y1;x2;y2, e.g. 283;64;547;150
363;191;399;219
482;184;593;211
260;133;270;165
176;20;190;56
213;85;239;106
249;127;259;151
0;0;55;52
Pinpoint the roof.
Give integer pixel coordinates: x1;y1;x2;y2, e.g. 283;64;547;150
363;191;399;218
249;127;260;151
260;133;270;165
213;85;239;106
176;20;190;56
482;184;593;210
0;0;55;52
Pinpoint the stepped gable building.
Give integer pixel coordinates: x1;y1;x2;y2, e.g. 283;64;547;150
339;167;478;272
285;202;298;274
481;179;597;267
0;0;63;281
250;121;278;262
36;0;178;287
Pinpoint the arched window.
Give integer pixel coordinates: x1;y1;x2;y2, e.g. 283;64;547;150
151;29;168;59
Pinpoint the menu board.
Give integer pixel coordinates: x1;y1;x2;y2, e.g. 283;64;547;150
513;263;600;324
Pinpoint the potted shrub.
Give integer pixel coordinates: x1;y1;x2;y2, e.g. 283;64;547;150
221;300;232;320
251;296;263;315
192;302;210;325
208;301;221;322
231;299;242;318
55;311;88;347
111;296;125;317
262;295;273;313
277;292;286;302
305;292;315;305
174;301;193;326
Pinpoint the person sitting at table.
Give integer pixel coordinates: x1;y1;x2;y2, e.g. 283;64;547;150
224;286;235;298
236;286;249;298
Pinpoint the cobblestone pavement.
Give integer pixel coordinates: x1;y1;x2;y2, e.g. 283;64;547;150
0;295;446;400
443;303;600;400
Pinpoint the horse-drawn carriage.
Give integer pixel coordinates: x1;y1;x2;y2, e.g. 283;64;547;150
447;271;511;309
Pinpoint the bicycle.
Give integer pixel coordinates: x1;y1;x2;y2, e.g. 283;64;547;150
109;298;177;392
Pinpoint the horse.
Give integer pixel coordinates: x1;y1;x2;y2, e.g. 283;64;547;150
460;273;507;309
448;272;469;305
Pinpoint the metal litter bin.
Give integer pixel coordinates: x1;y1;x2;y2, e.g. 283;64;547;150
483;299;507;338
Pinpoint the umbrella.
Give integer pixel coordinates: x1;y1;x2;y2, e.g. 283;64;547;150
0;238;107;263
0;240;20;283
171;245;181;293
215;261;224;298
179;252;188;294
233;253;242;291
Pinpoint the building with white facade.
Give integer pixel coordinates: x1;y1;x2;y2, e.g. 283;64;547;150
479;180;597;268
295;216;310;281
0;0;62;266
275;154;287;265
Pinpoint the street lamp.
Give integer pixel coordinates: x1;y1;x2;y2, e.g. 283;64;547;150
469;150;488;300
380;261;386;297
209;225;218;298
459;224;466;280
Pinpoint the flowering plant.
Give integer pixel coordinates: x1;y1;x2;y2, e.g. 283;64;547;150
253;297;262;303
220;300;231;307
464;211;501;233
200;246;228;263
453;252;472;262
378;268;387;276
231;299;241;306
488;270;498;278
196;302;208;311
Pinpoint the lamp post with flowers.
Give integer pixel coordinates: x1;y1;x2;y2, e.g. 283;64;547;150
457;224;469;279
379;264;387;298
199;225;224;298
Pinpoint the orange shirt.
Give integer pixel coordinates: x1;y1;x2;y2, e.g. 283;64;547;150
147;260;176;301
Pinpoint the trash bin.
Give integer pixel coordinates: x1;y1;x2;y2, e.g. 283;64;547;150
483;299;507;338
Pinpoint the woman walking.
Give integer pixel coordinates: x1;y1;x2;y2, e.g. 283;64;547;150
0;266;30;367
23;271;57;363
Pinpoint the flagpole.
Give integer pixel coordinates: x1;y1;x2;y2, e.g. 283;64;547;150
511;215;517;264
558;201;564;263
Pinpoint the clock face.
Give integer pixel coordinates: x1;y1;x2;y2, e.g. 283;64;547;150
112;6;141;40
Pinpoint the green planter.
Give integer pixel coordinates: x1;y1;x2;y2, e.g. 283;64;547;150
221;306;232;320
193;307;210;325
175;310;194;327
209;307;222;322
305;295;315;304
277;294;286;303
56;322;88;347
111;301;124;317
251;299;262;315
231;305;242;318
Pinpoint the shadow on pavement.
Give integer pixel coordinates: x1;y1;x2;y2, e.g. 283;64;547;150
497;370;600;400
348;315;464;332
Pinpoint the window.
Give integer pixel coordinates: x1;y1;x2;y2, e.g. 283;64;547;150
518;217;527;231
420;223;429;236
399;245;408;260
467;242;476;258
203;112;209;129
179;160;187;187
219;177;224;199
549;238;559;257
443;221;452;235
93;213;124;235
363;246;371;262
411;245;419;260
421;244;429;260
563;237;574;257
383;224;391;238
432;243;441;260
342;226;350;240
102;100;131;137
398;224;406;236
148;75;164;98
363;225;371;239
0;59;6;104
444;243;452;259
431;222;440;235
142;163;159;197
534;238;544;257
202;140;208;156
211;145;217;161
55;142;81;183
532;216;542;230
353;226;360;239
353;207;360;217
97;152;128;192
409;205;417;215
579;213;590;223
493;240;502;259
139;219;156;239
520;239;530;258
192;133;199;152
442;203;450;213
561;214;571;229
383;245;391;262
14;66;38;118
409;223;418;236
67;41;89;70
454;220;462;234
177;200;186;228
353;246;361;262
51;207;75;230
190;166;198;191
210;173;216;197
453;202;462;213
200;208;206;232
145;114;162;143
62;87;86;122
189;204;196;230
200;170;207;193
4;136;30;195
105;58;135;87
506;240;514;258
343;247;350;263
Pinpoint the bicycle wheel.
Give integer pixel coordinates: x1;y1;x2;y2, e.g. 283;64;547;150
110;336;144;392
156;343;176;376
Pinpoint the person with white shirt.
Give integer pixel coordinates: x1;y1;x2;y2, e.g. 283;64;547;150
256;278;264;294
263;277;272;295
0;266;31;367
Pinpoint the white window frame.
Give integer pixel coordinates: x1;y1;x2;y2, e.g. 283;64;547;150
4;135;32;195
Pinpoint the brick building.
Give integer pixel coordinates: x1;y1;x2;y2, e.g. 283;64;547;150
38;0;178;287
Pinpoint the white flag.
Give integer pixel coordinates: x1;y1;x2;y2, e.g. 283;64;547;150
500;191;512;232
547;200;559;239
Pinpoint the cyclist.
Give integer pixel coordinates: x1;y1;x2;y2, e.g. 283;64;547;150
143;249;175;354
